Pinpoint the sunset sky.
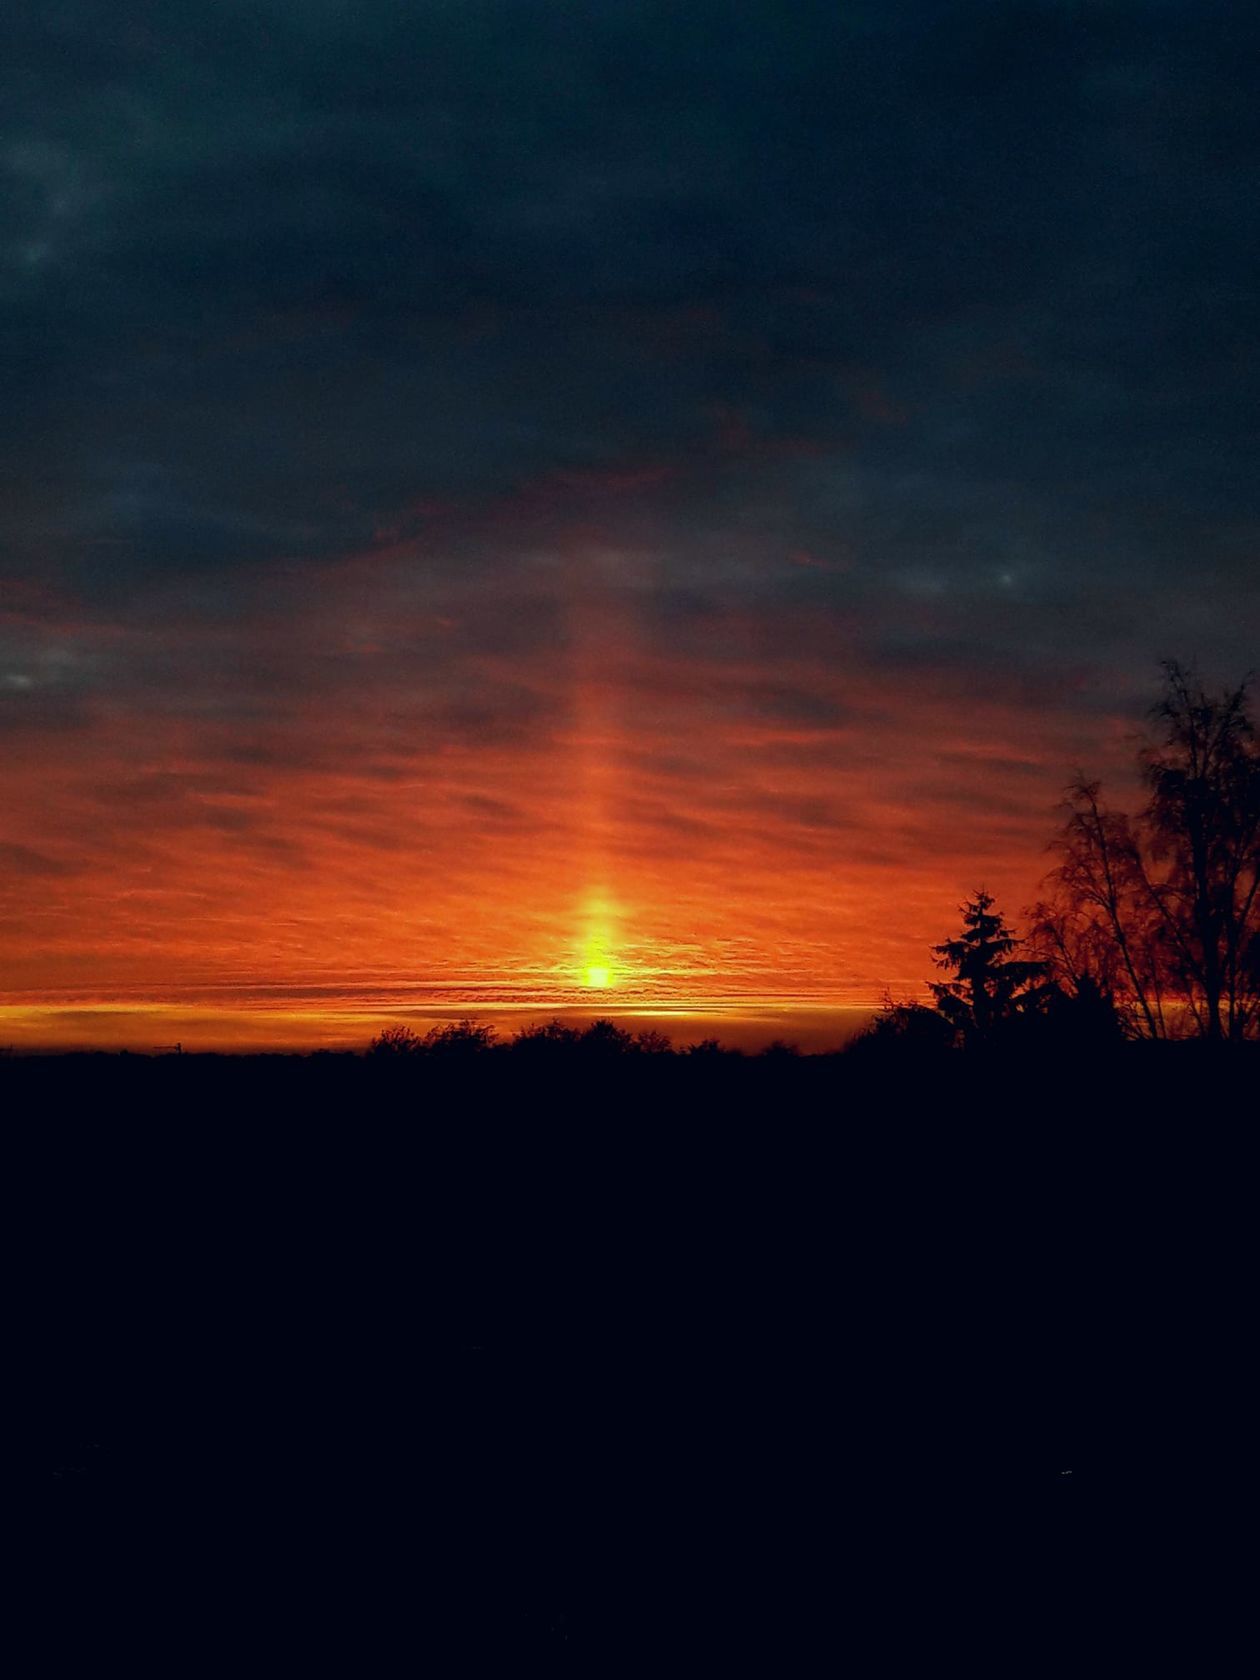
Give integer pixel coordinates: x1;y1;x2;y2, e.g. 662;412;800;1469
3;2;1257;1050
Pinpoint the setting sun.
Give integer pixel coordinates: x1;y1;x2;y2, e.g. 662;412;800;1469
578;893;619;992
2;2;1243;1064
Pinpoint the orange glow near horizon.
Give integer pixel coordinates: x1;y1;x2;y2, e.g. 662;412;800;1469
0;543;1133;1053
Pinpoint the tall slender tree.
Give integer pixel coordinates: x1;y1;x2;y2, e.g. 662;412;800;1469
1142;663;1260;1039
1030;778;1168;1040
1033;663;1260;1040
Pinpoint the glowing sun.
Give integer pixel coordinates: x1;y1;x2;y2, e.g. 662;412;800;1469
584;964;612;989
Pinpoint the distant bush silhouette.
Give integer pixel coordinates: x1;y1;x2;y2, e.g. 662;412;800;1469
576;1019;638;1057
850;997;956;1057
683;1037;744;1059
423;1020;499;1057
368;1017;683;1063
511;1019;583;1056
369;1020;497;1058
509;1019;677;1058
1034;971;1126;1048
758;1038;801;1061
368;1025;425;1058
633;1029;674;1056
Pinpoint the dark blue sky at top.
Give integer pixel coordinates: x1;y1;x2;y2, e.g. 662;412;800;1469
3;0;1258;738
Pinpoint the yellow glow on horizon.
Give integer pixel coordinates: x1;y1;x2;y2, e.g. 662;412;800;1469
578;887;620;992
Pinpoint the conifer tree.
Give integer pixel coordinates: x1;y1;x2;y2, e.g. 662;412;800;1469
930;891;1048;1044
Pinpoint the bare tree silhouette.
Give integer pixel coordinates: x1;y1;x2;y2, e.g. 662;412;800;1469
1033;663;1260;1040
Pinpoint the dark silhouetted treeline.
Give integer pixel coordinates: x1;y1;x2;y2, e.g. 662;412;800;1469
23;1030;1252;1663
28;655;1257;1663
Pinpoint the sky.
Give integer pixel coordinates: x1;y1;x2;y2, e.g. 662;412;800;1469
3;1;1258;1050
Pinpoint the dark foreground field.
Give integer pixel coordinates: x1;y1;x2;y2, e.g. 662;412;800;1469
23;1047;1253;1664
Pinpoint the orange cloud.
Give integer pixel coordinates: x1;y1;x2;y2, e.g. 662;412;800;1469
0;541;1134;1051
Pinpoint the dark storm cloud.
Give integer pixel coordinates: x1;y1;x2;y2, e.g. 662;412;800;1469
3;0;1257;710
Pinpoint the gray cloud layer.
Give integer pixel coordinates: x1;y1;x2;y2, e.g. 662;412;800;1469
3;0;1257;743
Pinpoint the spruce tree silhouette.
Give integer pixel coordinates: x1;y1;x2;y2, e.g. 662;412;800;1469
930;891;1048;1046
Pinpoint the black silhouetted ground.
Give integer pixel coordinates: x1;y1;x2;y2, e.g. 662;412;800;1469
24;1044;1252;1664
